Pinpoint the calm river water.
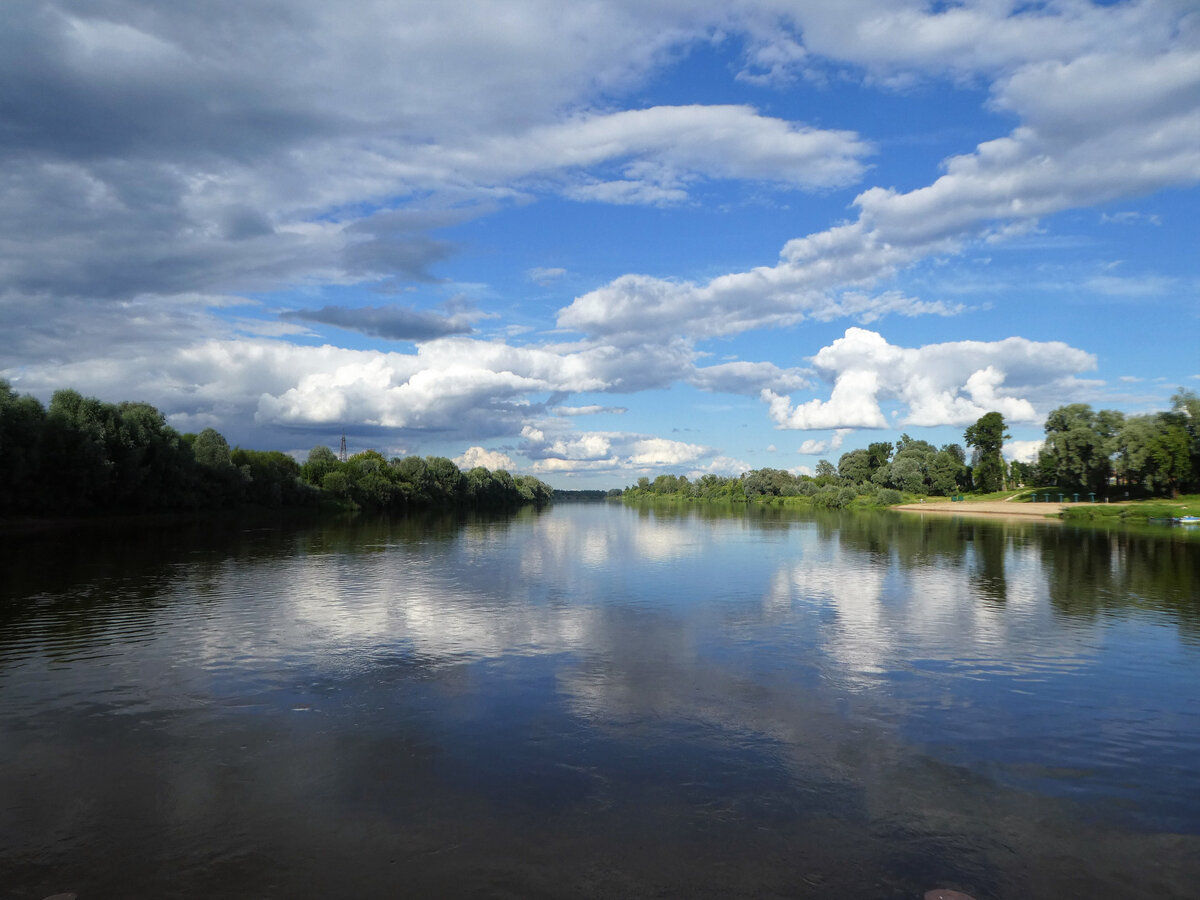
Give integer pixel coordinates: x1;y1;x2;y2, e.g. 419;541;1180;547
1;503;1198;899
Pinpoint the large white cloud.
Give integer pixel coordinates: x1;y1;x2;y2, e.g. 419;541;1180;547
519;424;713;475
454;446;519;471
763;327;1097;430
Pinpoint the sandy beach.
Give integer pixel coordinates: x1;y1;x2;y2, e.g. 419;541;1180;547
894;499;1067;519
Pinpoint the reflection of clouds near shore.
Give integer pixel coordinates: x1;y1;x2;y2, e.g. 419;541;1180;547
770;532;1091;697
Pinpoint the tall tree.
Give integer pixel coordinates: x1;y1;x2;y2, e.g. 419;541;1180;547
0;381;47;512
866;441;893;471
837;449;871;484
965;411;1009;492
1115;413;1193;498
927;449;964;496
193;427;233;470
1172;389;1200;492
45;389;117;509
302;445;339;485
1038;404;1123;494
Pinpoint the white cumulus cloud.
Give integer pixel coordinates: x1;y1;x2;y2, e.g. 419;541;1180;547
763;328;1096;431
454;446;519;471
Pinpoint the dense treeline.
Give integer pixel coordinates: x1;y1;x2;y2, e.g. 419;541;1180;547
623;432;970;508
1028;392;1199;498
298;445;553;510
622;468;898;509
0;382;553;516
625;392;1199;507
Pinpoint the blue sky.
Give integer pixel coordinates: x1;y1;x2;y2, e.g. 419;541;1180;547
1;0;1197;487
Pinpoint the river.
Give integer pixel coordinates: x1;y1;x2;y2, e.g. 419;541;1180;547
1;503;1198;898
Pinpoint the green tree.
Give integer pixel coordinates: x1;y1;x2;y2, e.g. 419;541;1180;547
232;448;310;507
302;445;339;485
837;449;871;484
44;389;117;509
965;412;1009;492
1115;413;1193;498
0;381;47;512
1009;459;1035;486
322;470;350;499
193;427;233;470
889;456;927;494
1172;389;1200;492
813;459;839;485
927;449;964;496
653;473;683;495
424;456;465;502
941;443;966;465
744;468;800;498
111;402;195;509
894;433;936;456
1038;404;1122;495
391;455;431;502
866;441;893;472
515;474;554;504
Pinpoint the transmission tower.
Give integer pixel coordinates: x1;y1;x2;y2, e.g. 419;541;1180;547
338;433;347;463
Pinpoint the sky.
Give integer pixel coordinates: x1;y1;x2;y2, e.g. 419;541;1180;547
2;0;1198;488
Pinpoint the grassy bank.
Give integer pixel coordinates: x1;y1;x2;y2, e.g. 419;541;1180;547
1058;495;1200;523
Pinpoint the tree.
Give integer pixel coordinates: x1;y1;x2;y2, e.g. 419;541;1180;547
941;443;966;465
927;449;964;496
744;468;801;497
44;389;117;509
302;445;339;485
889;456;927;494
837;449;871;484
322;470;350;499
1115;413;1193;498
814;459;839;484
193;427;233;470
233;448;310;507
1009;459;1035;486
0;381;47;512
111;402;194;509
1172;389;1200;492
894;433;936;456
515;474;554;505
866;441;893;472
424;456;465;502
965;412;1009;492
1037;404;1122;494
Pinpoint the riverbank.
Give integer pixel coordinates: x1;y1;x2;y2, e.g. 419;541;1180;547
896;495;1200;524
894;499;1067;519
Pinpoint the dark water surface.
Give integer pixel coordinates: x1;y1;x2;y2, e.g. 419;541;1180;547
2;504;1198;899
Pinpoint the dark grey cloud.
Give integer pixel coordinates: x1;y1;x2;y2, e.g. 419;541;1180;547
0;2;333;164
0;290;224;367
341;234;456;284
280;305;473;341
687;360;812;396
340;207;492;282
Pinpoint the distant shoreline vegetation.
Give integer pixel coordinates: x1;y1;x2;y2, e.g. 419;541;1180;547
0;382;553;517
621;395;1200;513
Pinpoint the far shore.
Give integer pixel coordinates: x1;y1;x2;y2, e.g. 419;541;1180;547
894;499;1069;519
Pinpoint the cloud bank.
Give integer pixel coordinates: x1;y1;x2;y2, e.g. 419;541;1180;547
1;0;1195;482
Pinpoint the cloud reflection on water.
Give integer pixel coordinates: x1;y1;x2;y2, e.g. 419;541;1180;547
2;507;1199;899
